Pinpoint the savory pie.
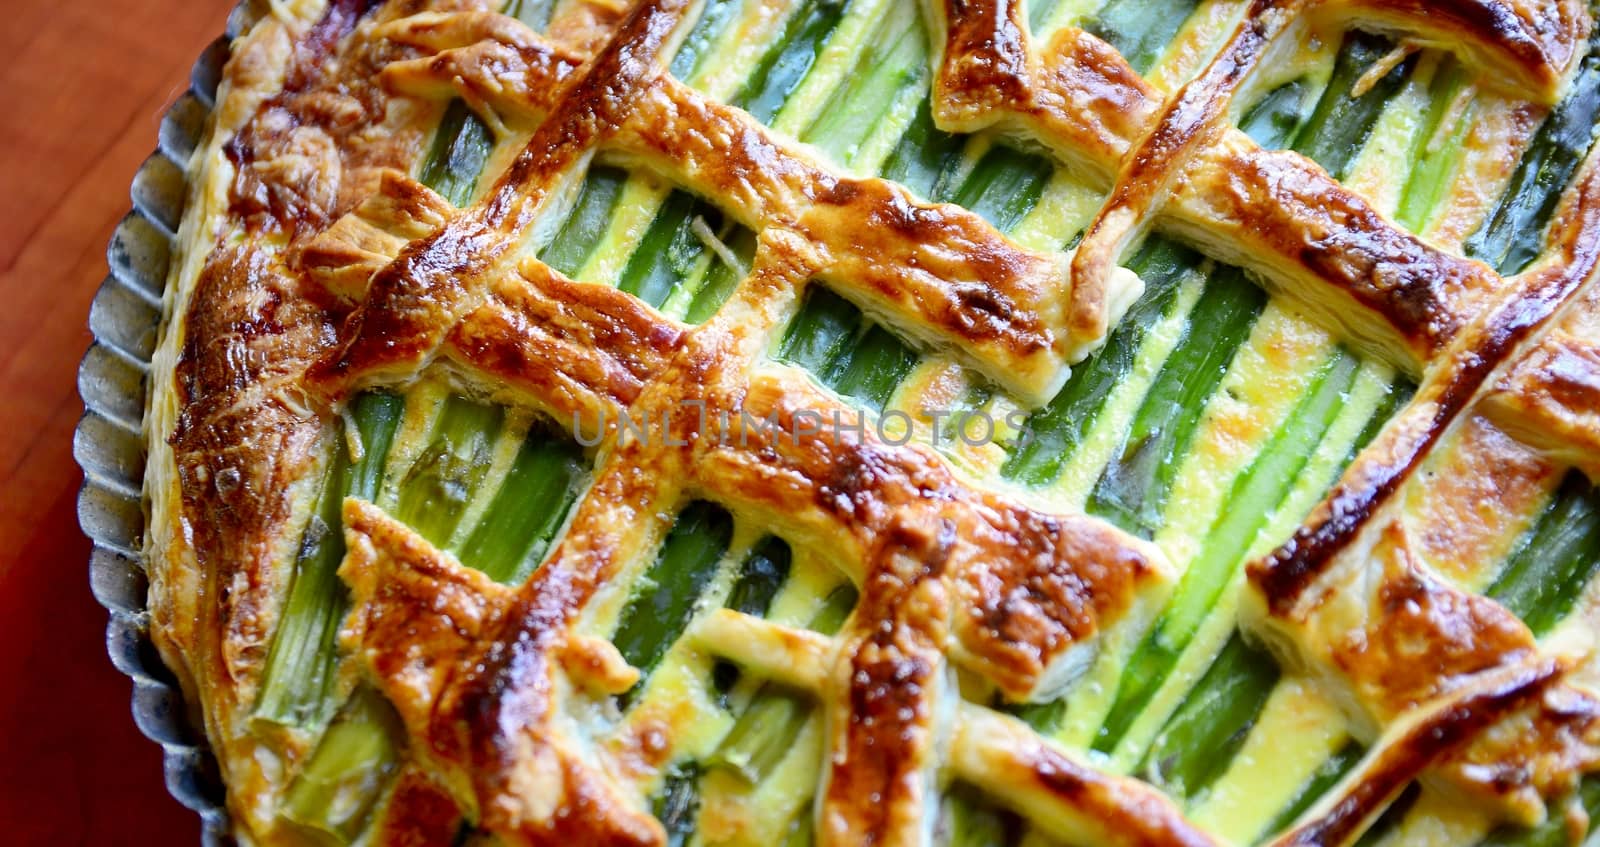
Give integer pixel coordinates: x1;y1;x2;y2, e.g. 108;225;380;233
143;0;1600;843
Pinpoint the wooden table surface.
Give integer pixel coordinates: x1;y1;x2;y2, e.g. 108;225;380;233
0;0;234;842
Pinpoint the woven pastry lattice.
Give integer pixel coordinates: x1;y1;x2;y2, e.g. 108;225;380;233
270;0;1600;843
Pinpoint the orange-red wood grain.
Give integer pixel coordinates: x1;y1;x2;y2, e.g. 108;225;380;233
0;0;233;842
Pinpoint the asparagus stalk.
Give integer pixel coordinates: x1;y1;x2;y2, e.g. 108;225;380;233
539;166;629;277
455;427;586;584
1238;78;1313;149
1095;350;1358;752
724;537;794;618
1344;378;1415;468
713;537;794;694
709;688;811;784
346;392;405;503
1137;633;1279;802
779;286;861;372
1088;267;1266;537
256;442;351;728
828;323;921;412
1002;239;1201;487
1466;27;1600;274
614;502;736;703
801;0;927;166
939;783;1017;847
707;584;857;783
669;0;744;81
1082;30;1409;746
881;101;969;201
280;687;404;844
1166;350;1359;635
1086;0;1202;75
685;228;756;324
617;192;727;309
734;0;850;126
653;762;703;847
1291;31;1415;181
1396;58;1473;232
504;0;553;31
1487;473;1600;637
1001;71;1315;490
1088;36;1401;531
395;395;504;549
950;144;1056;233
419;99;494;208
256;393;405;728
783;810;815;847
1260;742;1365;838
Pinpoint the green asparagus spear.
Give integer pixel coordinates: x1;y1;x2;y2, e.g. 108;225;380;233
256;443;351;728
539;166;629;277
669;0;743;81
419;100;494;208
1396;58;1473;232
455;427;586;584
951;145;1055;233
802;1;927;166
1088;34;1401;528
940;783;1018;847
396;396;504;549
1238;78;1313;150
1291;31;1415;180
280;687;404;844
1002;239;1202;486
256;393;404;728
707;584;857;783
881;101;969;201
1467;26;1600;274
709;688;811;784
616;191;723;309
1086;0;1202;75
504;0;553;31
1002;74;1319;490
779;286;861;373
783;810;815;847
685;228;756;324
1088;267;1266;537
347;392;405;503
1260;742;1365;839
1344;378;1415;468
725;537;794;619
1138;634;1279;802
712;537;794;694
735;0;850;126
828;324;921;412
614;502;736;703
1487;473;1600;637
653;762;703;847
1096;350;1358;752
